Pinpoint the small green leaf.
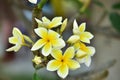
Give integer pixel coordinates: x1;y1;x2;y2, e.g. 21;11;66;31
109;12;120;32
33;72;41;80
112;2;120;10
93;0;104;8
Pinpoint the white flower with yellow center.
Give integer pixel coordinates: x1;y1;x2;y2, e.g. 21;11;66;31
47;47;80;78
74;42;95;67
6;28;25;52
35;16;62;29
31;27;65;56
28;0;37;4
32;56;42;65
67;20;94;44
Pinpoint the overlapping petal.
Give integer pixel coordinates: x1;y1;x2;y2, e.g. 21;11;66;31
34;27;47;38
80;36;90;43
48;17;62;28
57;64;68;79
48;29;60;39
84;56;91;67
42;42;52;56
67;35;80;43
9;37;18;44
47;60;62;71
31;39;46;51
13;28;23;39
63;47;74;59
78;22;86;32
52;38;65;49
42;16;50;23
51;49;62;60
67;60;80;70
87;46;96;56
76;50;87;58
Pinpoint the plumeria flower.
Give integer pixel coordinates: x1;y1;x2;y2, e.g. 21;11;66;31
47;47;80;78
31;27;65;56
74;42;95;67
28;0;37;4
67;20;94;44
35;16;62;29
6;28;28;52
32;56;42;65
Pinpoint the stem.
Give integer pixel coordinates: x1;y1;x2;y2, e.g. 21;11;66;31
32;0;48;29
38;0;48;9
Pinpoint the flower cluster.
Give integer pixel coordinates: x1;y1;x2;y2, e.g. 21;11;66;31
6;16;95;79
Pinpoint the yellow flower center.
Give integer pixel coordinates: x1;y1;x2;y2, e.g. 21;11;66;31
61;59;64;62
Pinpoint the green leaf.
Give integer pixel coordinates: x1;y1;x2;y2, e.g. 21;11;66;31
109;12;120;32
93;0;104;8
112;2;120;10
33;72;41;80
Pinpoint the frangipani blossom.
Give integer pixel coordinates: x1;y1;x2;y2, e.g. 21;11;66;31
35;16;62;29
6;28;25;52
47;47;80;78
31;27;65;56
68;20;94;44
28;0;37;4
74;42;95;67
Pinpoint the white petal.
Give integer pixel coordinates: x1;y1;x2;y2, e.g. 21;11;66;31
9;37;18;44
63;47;74;59
48;29;60;39
87;46;96;56
78;22;86;32
73;20;79;34
6;46;16;52
76;50;87;58
42;16;50;23
67;60;80;70
67;35;80;43
34;27;47;38
31;39;46;51
47;60;62;71
42;42;52;56
57;64;69;79
28;0;37;4
52;38;65;49
48;17;62;28
35;18;44;27
14;44;21;52
85;57;91;67
80;37;90;43
51;49;62;60
83;32;94;39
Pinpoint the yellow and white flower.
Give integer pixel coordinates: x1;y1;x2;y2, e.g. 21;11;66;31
67;20;94;44
28;0;37;4
31;27;65;56
35;16;62;29
6;28;26;52
75;42;95;67
47;47;80;78
32;56;42;65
